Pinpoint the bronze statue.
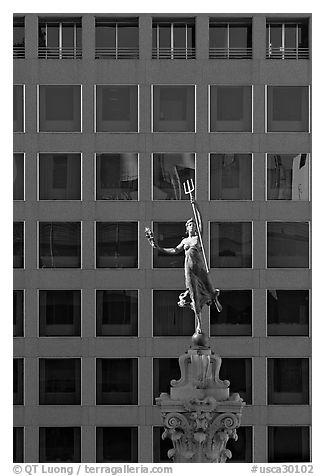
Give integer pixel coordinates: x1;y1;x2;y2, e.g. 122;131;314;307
145;180;221;334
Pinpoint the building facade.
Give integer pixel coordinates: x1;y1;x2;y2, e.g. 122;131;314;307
13;13;311;463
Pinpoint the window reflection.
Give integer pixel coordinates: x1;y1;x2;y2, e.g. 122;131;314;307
96;222;138;268
210;222;252;268
96;290;138;336
13;153;24;200
210;153;252;200
153;153;195;200
96;154;138;200
267;290;309;336
210;290;252;336
267;154;309;200
267;222;309;268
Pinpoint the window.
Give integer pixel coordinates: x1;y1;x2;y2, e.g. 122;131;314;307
96;86;138;132
96;427;138;462
267;86;309;132
13;17;25;58
210;86;252;132
219;358;252;404
267;290;309;336
38;18;82;59
153;153;195;200
153;85;195;132
13;358;24;405
153;427;174;463
153;222;185;268
153;358;180;404
13;85;24;132
209;19;252;59
96;222;138;268
39;222;81;268
39;358;81;405
13;427;24;463
268;427;310;462
267;222;309;268
96;359;138;405
13;153;24;200
210;153;252;200
38;85;81;132
96;153;138;200
268;358;309;404
226;426;253;463
210;290;252;336
152;18;195;59
96;290;138;336
210;222;252;268
266;20;309;59
39;427;81;462
13;290;24;337
153;291;195;336
267;154;309;200
95;18;139;59
38;153;81;200
13;222;24;269
39;290;81;336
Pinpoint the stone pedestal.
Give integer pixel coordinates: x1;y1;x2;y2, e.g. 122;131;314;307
156;334;245;463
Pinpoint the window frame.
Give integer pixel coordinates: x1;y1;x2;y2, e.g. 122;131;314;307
37;152;82;201
13;84;25;133
152;18;196;59
267;425;311;463
267;357;310;405
208;152;254;201
38;426;82;463
38;18;82;59
13;221;25;269
266;20;309;60
95;426;139;463
208;84;253;133
13;289;25;338
13;152;25;201
37;84;83;133
13;357;25;405
13;426;25;463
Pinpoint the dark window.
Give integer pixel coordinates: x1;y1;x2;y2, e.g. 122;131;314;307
39;290;81;336
153;85;195;132
267;222;309;268
96;290;138;336
13;17;25;58
13;222;24;269
209;19;252;59
266;20;309;59
39;222;81;268
153;427;174;463
268;358;309;404
210;153;252;200
39;153;81;200
153;290;195;336
96;427;138;462
13;358;24;405
219;358;252;404
96;222;138;268
153;358;180;405
38;85;81;132
152;18;195;59
96;86;138;132
96;359;138;405
267;86;309;132
13;427;24;463
13;290;24;337
153;222;185;268
210;222;252;268
153;153;195;200
268;427;310;462
210;290;252;336
38;18;82;59
13;153;24;200
226;426;253;463
267;154;309;200
95;18;139;59
96;153;138;200
210;86;252;132
13;85;24;132
39;358;81;405
39;427;81;463
267;290;309;336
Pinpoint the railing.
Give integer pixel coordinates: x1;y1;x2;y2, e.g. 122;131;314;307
13;46;25;59
152;47;196;59
266;47;309;59
95;47;139;59
209;47;252;59
38;47;82;59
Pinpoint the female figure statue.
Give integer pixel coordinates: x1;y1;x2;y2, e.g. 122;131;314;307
145;199;221;334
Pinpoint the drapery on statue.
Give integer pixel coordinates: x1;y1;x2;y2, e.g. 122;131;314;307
145;180;222;334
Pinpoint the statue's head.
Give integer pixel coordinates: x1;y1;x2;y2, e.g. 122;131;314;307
185;218;197;235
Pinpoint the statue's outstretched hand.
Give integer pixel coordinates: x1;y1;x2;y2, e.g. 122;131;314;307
145;227;158;248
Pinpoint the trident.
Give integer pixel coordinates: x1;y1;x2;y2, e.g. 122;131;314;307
183;179;209;273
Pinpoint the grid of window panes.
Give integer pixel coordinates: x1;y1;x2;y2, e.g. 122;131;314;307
13;13;311;464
